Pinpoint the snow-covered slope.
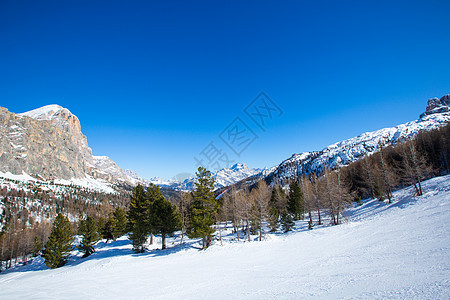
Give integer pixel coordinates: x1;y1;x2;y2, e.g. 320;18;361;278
2;175;449;299
265;95;450;183
0;170;117;194
214;163;261;188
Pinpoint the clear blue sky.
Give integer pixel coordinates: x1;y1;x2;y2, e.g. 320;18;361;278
1;0;449;179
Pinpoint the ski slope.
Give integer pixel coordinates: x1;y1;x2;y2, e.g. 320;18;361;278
1;175;449;299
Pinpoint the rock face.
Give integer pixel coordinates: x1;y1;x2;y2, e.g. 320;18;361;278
0;105;136;185
0;106;89;179
420;95;450;118
92;156;135;184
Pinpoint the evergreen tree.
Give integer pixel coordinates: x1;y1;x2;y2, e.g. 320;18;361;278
187;167;218;249
268;187;281;232
111;207;127;240
43;213;73;269
280;212;294;233
32;236;42;257
77;215;100;257
149;185;182;250
287;181;304;220
100;214;114;242
127;185;151;253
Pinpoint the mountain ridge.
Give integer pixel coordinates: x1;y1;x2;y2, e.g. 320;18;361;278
246;94;450;186
1;94;449;193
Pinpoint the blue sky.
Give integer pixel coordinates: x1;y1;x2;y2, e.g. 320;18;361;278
1;0;449;179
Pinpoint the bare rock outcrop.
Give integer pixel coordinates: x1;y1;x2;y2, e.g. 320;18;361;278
420;95;450;118
0;106;89;179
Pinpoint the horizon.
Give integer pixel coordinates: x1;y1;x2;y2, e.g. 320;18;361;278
1;1;450;179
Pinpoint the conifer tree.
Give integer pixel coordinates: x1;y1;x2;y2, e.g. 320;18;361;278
187;167;218;249
127;185;150;253
77;215;100;257
111;207;127;240
287;181;304;220
32;236;42;257
149;185;182;249
268;187;280;232
100;214;114;242
280;212;294;232
43;213;73;269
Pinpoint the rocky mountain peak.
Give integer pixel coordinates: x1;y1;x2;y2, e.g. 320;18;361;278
230;163;249;171
18;105;93;163
420;94;450;118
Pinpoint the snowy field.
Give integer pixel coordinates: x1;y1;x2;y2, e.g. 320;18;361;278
1;175;450;299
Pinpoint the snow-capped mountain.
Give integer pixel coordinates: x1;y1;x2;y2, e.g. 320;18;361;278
262;94;450;184
1;94;448;193
214;163;261;188
0;104;142;192
176;163;261;190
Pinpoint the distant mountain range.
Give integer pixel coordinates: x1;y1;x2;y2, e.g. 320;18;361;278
228;94;450;189
0;105;261;192
0;94;449;193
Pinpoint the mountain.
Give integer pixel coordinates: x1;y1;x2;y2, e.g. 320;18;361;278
1;94;448;193
0;105;140;192
0;105;91;180
0;104;260;192
214;163;261;188
229;94;450;188
166;163;261;191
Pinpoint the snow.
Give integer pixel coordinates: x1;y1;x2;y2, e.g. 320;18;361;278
1;175;449;299
213;163;261;188
0;170;116;194
270;111;450;181
0;170;38;182
54;176;117;194
17;104;65;121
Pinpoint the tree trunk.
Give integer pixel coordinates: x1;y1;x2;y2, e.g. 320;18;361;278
161;233;166;250
308;210;312;229
441;151;449;173
246;219;250;242
417;180;423;196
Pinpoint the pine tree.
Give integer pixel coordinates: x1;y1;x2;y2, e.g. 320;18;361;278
149;185;182;250
187;167;218;249
280;212;294;233
127;185;151;253
77;215;100;257
287;181;304;220
111;207;127;240
100;214;114;242
268;187;280;232
32;236;42;257
43;213;73;269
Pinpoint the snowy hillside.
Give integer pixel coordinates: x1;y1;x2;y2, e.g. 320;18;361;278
214;163;261;188
2;175;449;299
0;170;117;195
264;97;450;183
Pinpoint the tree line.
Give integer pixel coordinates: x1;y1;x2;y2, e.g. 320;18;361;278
1;122;448;270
